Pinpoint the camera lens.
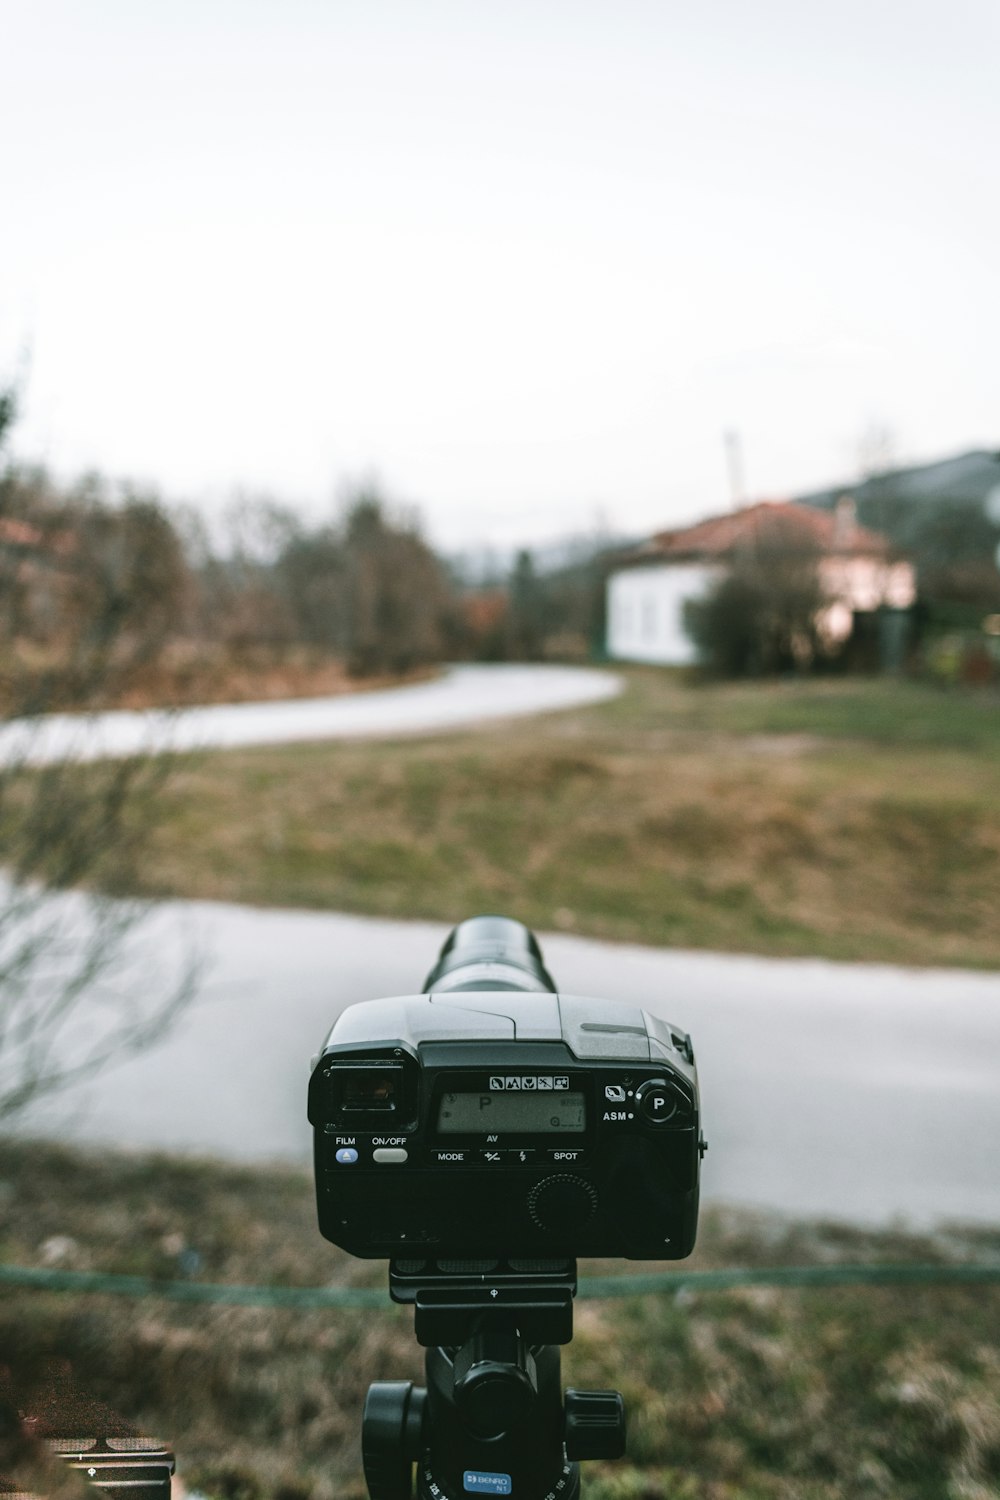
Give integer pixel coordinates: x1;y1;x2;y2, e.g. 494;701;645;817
424;915;556;994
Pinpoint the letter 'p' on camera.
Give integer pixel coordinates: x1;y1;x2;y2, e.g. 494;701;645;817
308;915;705;1261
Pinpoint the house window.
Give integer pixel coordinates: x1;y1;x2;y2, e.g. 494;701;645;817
642;596;657;641
621;600;634;638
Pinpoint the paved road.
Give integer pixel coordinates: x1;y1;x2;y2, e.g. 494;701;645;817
17;900;1000;1229
0;664;622;765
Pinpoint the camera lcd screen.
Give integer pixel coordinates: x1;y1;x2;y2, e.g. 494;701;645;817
437;1091;586;1134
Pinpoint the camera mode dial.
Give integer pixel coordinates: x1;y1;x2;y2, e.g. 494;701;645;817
527;1174;597;1234
635;1078;677;1124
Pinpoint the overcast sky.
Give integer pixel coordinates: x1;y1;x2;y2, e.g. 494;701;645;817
2;0;997;552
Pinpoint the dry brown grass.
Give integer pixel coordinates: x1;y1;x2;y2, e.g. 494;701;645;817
125;671;1000;968
3;1142;1000;1500
100;645;438;712
0;642;435;715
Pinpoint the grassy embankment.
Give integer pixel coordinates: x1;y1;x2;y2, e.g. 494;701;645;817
3;1141;1000;1500
0;643;435;716
128;669;1000;969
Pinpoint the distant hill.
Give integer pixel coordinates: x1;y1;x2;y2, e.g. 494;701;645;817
796;450;1000;605
797;448;1000;527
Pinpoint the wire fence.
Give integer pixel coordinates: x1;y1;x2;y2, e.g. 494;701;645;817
4;1260;1000;1309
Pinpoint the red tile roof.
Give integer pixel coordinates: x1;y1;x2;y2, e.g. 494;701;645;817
636;500;891;562
0;515;75;557
0;515;45;548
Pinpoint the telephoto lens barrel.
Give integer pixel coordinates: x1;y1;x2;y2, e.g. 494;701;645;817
423;915;557;994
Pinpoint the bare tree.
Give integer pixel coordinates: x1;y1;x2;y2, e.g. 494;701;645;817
290;489;453;677
0;386;197;1123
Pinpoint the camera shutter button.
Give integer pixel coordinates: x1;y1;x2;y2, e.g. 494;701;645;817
635;1079;677;1124
527;1174;597;1234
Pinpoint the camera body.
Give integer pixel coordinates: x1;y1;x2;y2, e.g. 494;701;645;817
308;987;702;1260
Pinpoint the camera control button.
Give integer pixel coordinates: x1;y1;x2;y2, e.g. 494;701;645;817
372;1148;408;1164
528;1174;598;1233
335;1148;359;1164
503;1149;537;1165
432;1150;469;1164
635;1080;677;1124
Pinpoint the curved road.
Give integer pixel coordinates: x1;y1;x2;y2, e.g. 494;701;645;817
16;899;1000;1230
0;664;622;766
6;662;999;1228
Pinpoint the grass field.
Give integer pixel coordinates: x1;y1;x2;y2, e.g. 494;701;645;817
2;1141;1000;1500
126;669;1000;968
4;673;997;1500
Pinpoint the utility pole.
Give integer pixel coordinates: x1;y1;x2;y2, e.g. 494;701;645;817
723;428;746;510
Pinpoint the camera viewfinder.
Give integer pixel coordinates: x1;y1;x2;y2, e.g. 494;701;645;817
342;1068;400;1112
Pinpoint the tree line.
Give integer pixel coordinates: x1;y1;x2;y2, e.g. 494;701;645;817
1;420;612;717
7;379;996;705
0;389;612;1115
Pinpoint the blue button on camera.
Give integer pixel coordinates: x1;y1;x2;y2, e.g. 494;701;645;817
335;1148;359;1164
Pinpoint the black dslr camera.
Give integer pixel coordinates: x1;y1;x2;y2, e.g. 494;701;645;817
308;915;703;1260
309;918;705;1500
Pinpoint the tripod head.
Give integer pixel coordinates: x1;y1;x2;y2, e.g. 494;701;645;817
363;1259;625;1500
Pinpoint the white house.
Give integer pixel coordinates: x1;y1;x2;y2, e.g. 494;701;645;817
606;499;916;666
